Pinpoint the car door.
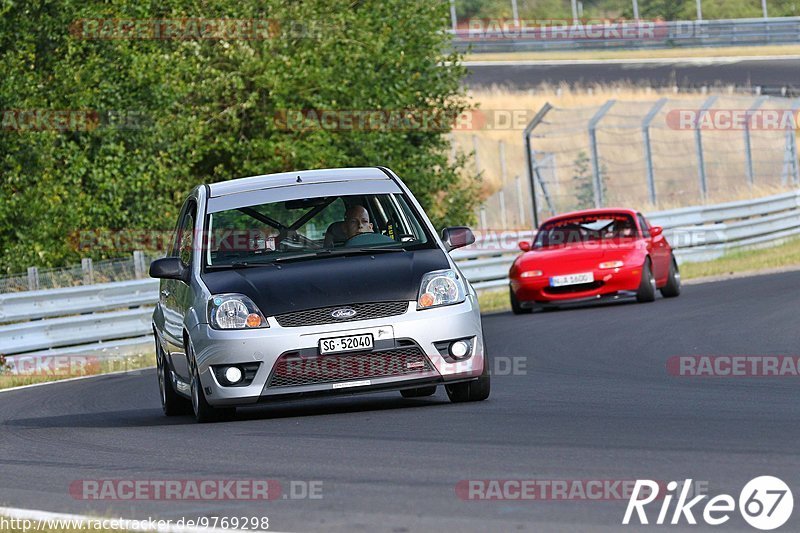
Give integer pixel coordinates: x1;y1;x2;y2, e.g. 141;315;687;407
638;213;669;281
162;199;196;382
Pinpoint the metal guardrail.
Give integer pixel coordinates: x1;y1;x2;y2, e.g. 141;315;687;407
452;16;800;53
2;191;799;360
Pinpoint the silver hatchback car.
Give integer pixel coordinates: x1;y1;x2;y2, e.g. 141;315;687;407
150;167;490;422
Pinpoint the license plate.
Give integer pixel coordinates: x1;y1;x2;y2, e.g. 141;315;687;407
550;272;594;287
319;333;374;354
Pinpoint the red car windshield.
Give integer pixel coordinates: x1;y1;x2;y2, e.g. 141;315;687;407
534;213;638;248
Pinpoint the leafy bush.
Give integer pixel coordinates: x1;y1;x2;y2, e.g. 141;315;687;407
0;0;478;273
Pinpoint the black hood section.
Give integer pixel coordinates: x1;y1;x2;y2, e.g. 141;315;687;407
201;248;450;317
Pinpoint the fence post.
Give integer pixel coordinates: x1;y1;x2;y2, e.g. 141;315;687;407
449;0;457;32
744;96;767;187
523;103;554;229
695;96;718;202
588;100;616;208
81;258;94;285
499;140;509;229
642;98;668;206
479;205;488;230
133;251;146;279
515;175;525;227
472;134;481;176
790;99;800;185
27;267;39;291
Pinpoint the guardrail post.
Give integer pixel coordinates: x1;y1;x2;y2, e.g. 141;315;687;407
744;96;767;187
27;267;39;291
588;100;616;208
81;258;94;285
523;103;554;229
695;96;718;202
642;98;668;206
133;251;146;279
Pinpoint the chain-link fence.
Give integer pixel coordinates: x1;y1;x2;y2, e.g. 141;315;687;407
0;252;159;293
457;95;800;229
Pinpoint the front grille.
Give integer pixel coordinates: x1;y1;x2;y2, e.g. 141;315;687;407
267;347;432;388
544;281;605;295
274;301;409;328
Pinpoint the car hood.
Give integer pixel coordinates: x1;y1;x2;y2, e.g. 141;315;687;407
516;240;644;268
200;248;451;317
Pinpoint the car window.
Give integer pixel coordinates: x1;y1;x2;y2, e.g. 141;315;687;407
637;214;651;238
204;193;434;268
535;213;637;248
175;202;196;266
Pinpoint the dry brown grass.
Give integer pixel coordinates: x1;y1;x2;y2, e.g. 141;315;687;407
457;85;797;224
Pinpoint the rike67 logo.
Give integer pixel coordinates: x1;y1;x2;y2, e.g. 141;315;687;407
623;477;793;530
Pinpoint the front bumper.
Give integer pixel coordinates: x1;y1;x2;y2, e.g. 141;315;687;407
189;295;485;407
511;265;642;305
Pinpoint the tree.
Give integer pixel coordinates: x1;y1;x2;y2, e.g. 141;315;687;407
0;0;478;273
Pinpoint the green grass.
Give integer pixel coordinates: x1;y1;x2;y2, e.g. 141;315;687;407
478;238;800;314
0;353;154;390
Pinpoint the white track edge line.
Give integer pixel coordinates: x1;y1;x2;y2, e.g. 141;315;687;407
0;366;156;394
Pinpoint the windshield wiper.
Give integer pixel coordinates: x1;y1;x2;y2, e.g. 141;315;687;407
273;247;405;263
206;260;275;270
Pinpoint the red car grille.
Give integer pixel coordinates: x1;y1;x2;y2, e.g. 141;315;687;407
543;281;605;295
267;348;433;388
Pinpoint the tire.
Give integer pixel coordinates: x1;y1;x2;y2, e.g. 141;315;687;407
156;336;190;416
188;341;235;423
400;386;437;398
660;255;681;298
636;259;656;303
510;287;532;315
445;357;491;403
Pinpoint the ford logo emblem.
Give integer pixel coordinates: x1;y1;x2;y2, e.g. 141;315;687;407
331;308;357;319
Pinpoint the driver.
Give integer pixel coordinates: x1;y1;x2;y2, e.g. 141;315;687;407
343;205;395;246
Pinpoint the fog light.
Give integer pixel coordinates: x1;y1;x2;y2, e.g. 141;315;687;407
449;340;470;359
224;366;243;384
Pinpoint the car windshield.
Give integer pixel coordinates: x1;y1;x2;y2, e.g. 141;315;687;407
204;193;433;268
534;213;638;249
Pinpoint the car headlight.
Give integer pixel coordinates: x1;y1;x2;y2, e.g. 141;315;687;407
599;261;624;269
417;269;466;310
208;294;268;330
520;270;543;278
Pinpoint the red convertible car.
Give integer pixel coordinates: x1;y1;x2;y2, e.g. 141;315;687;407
508;209;680;314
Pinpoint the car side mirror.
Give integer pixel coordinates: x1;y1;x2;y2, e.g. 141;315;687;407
650;226;663;237
441;226;475;252
149;257;190;284
518;241;531;252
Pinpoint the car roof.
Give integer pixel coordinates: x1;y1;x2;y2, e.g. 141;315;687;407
207;167;392;198
541;208;639;226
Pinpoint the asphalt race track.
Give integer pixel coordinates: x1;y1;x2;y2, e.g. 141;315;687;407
2;271;799;532
465;57;800;90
